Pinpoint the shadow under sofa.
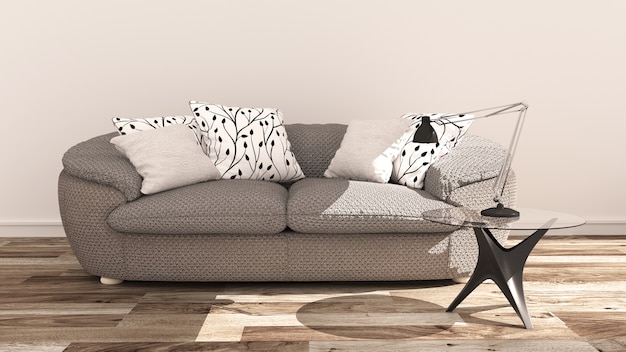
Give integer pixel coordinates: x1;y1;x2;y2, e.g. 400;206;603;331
58;123;515;284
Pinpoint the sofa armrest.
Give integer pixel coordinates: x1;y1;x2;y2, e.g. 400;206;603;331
62;132;143;201
424;134;508;203
58;170;128;279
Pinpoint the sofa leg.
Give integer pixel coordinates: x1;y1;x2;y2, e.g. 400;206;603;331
100;277;124;285
452;276;469;284
453;276;494;285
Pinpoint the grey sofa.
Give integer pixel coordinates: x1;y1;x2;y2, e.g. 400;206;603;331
58;123;515;284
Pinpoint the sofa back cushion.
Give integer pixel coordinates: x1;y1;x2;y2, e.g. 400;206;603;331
285;124;347;179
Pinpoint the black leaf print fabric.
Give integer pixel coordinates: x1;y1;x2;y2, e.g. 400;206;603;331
112;116;195;136
190;101;305;182
390;113;473;189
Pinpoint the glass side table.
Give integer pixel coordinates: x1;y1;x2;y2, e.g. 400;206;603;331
423;207;585;329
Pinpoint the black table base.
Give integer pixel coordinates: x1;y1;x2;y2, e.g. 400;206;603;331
446;218;557;329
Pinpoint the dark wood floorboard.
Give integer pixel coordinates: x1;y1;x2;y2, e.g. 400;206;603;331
0;235;625;351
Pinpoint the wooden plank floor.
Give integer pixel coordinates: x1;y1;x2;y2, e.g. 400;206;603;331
1;236;625;351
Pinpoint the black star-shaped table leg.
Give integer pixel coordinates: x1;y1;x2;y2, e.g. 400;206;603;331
447;218;557;329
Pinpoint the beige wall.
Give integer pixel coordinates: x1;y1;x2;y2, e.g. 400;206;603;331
1;1;625;236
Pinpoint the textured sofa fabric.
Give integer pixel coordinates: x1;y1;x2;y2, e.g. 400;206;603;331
58;123;515;282
107;180;289;235
287;178;456;234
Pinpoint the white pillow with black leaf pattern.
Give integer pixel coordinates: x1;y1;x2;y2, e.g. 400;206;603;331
389;113;473;189
112;116;195;135
189;101;305;182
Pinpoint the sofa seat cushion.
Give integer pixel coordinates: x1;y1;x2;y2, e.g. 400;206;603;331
287;178;458;234
107;180;288;235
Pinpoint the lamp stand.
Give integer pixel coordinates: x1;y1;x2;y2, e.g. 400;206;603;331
413;102;528;218
481;203;520;218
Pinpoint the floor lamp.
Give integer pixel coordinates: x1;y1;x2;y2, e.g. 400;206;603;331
412;102;529;218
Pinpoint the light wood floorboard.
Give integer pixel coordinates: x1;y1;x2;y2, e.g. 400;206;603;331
0;235;625;351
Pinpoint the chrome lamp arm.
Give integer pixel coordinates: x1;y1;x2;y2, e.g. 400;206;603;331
412;102;529;218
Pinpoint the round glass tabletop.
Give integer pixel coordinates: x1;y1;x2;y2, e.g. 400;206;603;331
422;207;586;231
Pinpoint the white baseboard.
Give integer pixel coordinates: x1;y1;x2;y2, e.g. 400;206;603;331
0;219;624;238
554;220;626;236
0;221;66;237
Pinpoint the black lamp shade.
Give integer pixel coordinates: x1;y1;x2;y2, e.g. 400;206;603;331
412;116;439;143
